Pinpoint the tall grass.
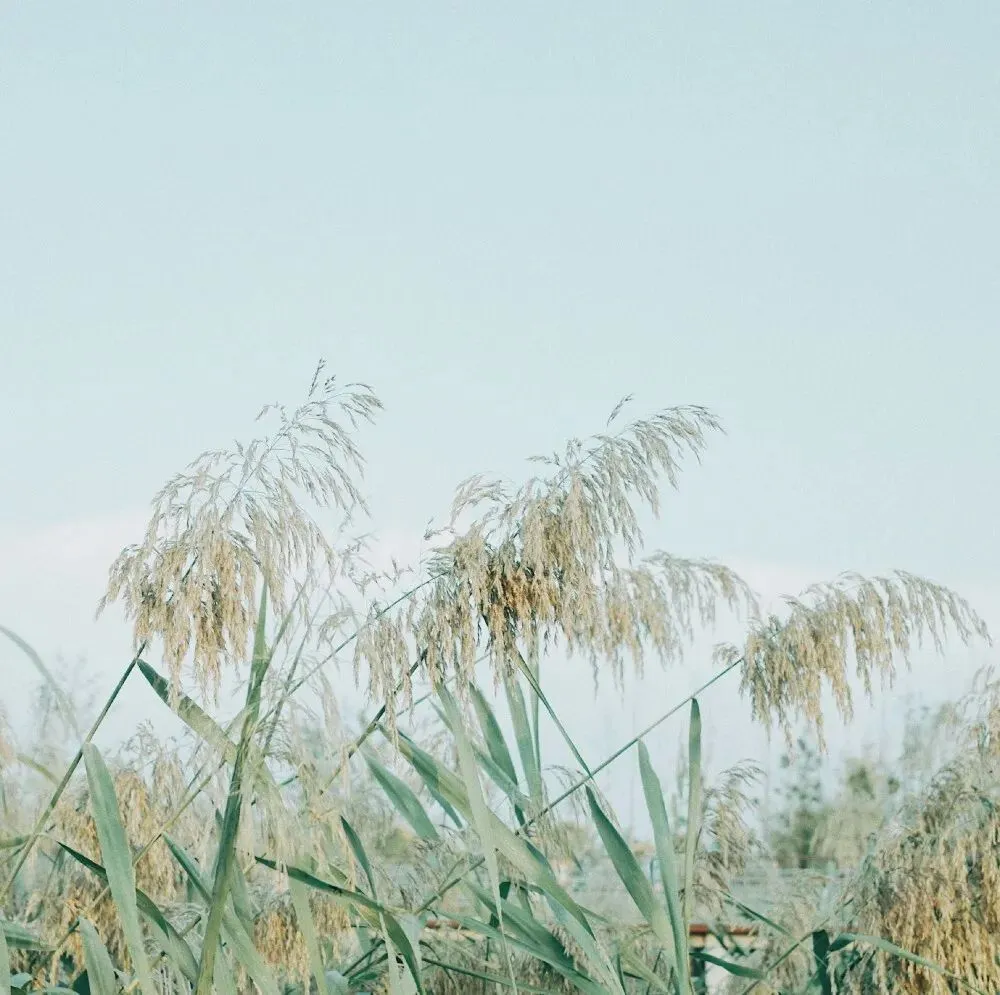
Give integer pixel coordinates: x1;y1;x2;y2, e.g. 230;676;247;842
0;362;993;995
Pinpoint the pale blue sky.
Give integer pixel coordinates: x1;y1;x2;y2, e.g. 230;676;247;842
2;4;998;813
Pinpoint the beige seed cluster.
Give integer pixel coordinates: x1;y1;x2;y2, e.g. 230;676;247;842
100;361;380;700
356;404;759;726
723;570;990;747
841;687;1000;994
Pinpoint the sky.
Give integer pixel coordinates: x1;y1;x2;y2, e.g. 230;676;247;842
2;3;998;826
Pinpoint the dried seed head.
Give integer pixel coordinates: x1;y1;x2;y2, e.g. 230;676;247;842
357;405;759;724
721;571;990;747
99;362;380;699
839;686;1000;994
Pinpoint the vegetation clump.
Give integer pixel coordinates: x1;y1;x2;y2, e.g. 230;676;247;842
0;362;993;994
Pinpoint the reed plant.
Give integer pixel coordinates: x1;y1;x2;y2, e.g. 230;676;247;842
0;362;992;994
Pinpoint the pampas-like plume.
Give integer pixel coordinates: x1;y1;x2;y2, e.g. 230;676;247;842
837;676;1000;994
99;362;380;698
356;404;759;723
716;571;990;746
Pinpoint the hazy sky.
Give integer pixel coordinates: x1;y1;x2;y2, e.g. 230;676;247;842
2;3;998;820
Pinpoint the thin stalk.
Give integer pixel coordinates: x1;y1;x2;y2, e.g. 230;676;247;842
0;651;144;900
52;751;228;962
416;656;743;915
310;650;428;798
194;589;271;995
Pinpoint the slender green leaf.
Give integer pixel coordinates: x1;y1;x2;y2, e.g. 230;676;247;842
618;949;672;993
811;929;832;995
469;684;519;785
214;811;254;929
836;934;989;995
195;585;272;995
254;857;425;995
513;650;590;777
683;699;702;928
724;896;795;941
81;745;157;995
504;675;543;806
163;836;278;995
473;745;529;814
363;749;439;840
56;842;198;983
137;659;280;800
586;787;676;956
15;754;58;785
389;724;591;931
79;919;119;995
438;688;516;990
692;949;763;980
541;894;624;994
421;954;568;994
137;659;240;760
451;912;607;995
289;878;331;995
341;816;377;897
0;920;46;951
212;948;239;995
434;698;527;815
638;741;687;989
0;916;10;995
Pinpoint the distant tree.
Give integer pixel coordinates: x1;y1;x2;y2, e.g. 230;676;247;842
768;736;828;870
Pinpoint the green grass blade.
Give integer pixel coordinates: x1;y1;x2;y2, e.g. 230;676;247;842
723;896;795;941
255;857;426;995
585;786;676;958
541;895;624;994
56;842;198;982
15;754;58;785
692;949;763;980
0;915;10;995
0;922;45;952
289;878;331;995
835;934;989;995
473;745;529;816
450;912;608;995
638;741;687;991
213;811;255;929
163;836;279;995
341;816;377;897
682;699;702;929
530;656;541;788
362;750;439;840
79;918;119;995
1;655;140;904
513;650;591;777
137;658;241;760
469;684;519;786
211;948;239;995
811;929;833;995
448;695;528;819
421;954;576;994
437;688;516;991
381;916;416;995
81;744;157;995
388;724;591;931
618;949;673;993
503;675;543;806
137;659;279;801
195;584;271;995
